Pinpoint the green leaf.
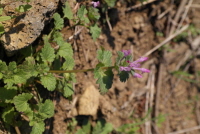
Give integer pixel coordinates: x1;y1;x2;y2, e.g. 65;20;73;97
76;129;86;134
77;5;90;24
38;99;54;118
8;61;17;72
57;42;75;70
58;42;73;59
0;16;12;22
0;73;3;79
13;93;32;112
24;109;33;121
40;73;56;91
63;83;74;98
2;106;15;125
116;51;124;66
53;31;64;45
88;7;100;21
36;63;50;74
0;61;7;78
0;8;3;15
0;87;17;101
0;23;4;34
40;36;55;63
82;118;91;134
101;123;113;134
62;57;75;70
63;1;73;20
13;57;38;84
90;24;101;41
77;5;86;19
53;13;64;30
119;71;129;82
105;0;116;7
97;50;112;66
15;4;32;12
93;118;113;134
57;80;74;98
94;68;114;94
30;122;45;134
4;79;15;89
0;60;7;72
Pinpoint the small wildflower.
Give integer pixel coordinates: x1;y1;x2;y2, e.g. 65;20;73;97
91;1;100;7
119;53;150;78
122;50;131;57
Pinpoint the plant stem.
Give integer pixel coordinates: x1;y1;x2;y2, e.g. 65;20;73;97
49;66;115;73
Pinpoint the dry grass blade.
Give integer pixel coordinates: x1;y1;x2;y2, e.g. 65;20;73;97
126;0;157;12
143;24;189;57
169;0;188;35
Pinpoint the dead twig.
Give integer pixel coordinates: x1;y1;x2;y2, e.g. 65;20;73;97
190;4;200;8
143;24;189;57
105;11;112;31
169;0;188;35
68;27;84;41
176;0;193;32
157;7;173;19
126;0;157;12
145;65;156;134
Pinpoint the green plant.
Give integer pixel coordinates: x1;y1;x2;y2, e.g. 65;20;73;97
0;1;151;134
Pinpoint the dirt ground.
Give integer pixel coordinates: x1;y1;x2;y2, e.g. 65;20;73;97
52;0;200;134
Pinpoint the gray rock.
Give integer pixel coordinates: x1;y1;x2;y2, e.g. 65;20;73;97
0;0;59;56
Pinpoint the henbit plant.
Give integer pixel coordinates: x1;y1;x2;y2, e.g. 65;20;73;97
0;1;150;134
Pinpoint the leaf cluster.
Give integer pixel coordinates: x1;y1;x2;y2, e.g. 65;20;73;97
62;1;101;40
0;3;77;133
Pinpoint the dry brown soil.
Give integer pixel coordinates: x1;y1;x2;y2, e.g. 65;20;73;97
51;0;200;134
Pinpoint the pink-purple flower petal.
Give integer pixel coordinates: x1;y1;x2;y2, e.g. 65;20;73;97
133;73;142;78
133;57;148;63
132;67;150;73
91;1;100;7
120;66;131;71
122;50;131;57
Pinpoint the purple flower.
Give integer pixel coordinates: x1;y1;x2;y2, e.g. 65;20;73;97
120;66;131;71
120;57;150;78
133;73;142;78
122;50;131;57
132;57;148;63
131;67;150;73
91;1;100;7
